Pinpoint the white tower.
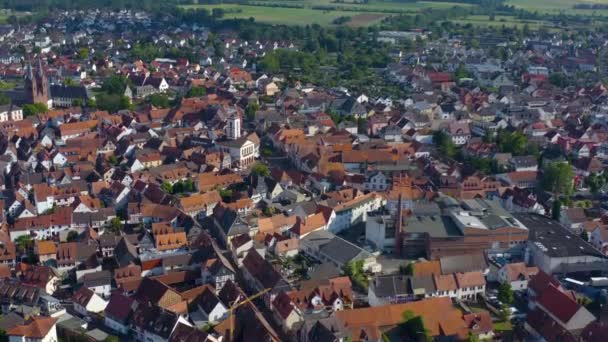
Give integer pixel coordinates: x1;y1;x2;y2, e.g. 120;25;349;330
226;114;241;140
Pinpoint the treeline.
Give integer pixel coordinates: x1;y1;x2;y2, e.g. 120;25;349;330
311;5;415;14
401;0;505;5
573;4;608;10
246;2;305;9
1;0;178;12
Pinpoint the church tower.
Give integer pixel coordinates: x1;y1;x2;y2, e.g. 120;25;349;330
24;58;49;105
226;114;241;140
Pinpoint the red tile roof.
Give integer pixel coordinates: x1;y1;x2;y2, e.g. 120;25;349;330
8;316;57;338
536;284;580;323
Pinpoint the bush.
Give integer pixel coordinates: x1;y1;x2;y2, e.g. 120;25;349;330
498;282;514;305
23;103;48;117
185;86;206;98
148;93;170;108
251;163;270;177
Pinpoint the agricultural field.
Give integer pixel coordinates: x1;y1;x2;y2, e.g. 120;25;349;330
181;4;377;25
452;14;556;29
0;9;31;23
506;0;608;16
181;0;608;27
181;0;473;26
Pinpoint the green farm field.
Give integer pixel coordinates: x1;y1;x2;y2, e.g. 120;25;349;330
181;0;473;26
182;4;377;25
506;0;608;16
452;14;556;29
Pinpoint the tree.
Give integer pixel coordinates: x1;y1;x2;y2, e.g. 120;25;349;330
108;155;119;166
183;179;195;193
102;75;129;95
401;263;414;275
185;86;206;98
432;130;457;159
400;310;431;342
499;305;510;322
97;94;132;113
15;235;32;253
263;206;277;216
585;172;605;195
552;200;562;220
148;93;170;108
0;93;10;106
211;8;225;18
454;63;470;79
23;103;48;117
219;188;233;201
72;98;83;107
498;282;514;305
77;47;90;60
497;130;527;156
542;162;574;197
108;217;123;233
329;111;342;125
245;103;259;122
581;231;589;242
161;182;173;194
67;231;79;242
344;260;368;289
251;163;270;177
549;72;569;88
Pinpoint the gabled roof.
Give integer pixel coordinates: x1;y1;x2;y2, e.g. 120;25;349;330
193;286;222;314
334;297;468;340
22;265;58;289
131;302;180;339
454;271;486;288
528;270;560;295
536;284;580;324
272;291;296;320
155;232;188;252
72;286;96;307
169;323;211;342
8;316;57;338
241;250;284;290
35;240;56;255
503;262;539;282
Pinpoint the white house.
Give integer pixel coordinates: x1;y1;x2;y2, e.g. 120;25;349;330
0;105;23;122
216;133;260;169
365;172;389;191
83;271;112;299
325;193;385;233
192;288;228;325
104;294;135;335
498;262;539;291
590;226;608;255
72;287;108;315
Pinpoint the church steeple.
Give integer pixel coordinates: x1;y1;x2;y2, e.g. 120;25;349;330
24;58;49;105
226;113;241;140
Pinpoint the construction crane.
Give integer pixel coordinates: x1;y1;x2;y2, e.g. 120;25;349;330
228;287;271;341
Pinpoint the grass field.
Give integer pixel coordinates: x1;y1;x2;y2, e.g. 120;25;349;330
494;320;513;332
506;0;608;16
348;13;386;27
182;0;608;27
183;4;379;25
0;9;30;23
452;14;556;29
181;0;472;26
